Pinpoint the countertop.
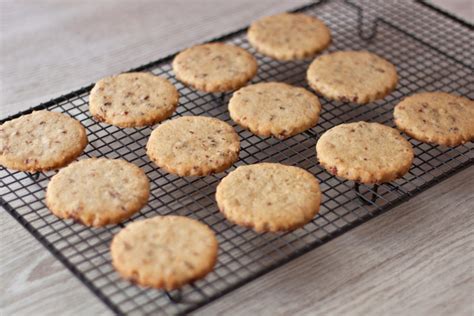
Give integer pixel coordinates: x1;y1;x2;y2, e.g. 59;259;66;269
1;1;473;315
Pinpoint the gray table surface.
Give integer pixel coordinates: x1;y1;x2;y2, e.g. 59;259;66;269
1;1;473;315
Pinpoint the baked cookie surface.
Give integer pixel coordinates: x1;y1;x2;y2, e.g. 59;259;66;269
172;43;258;92
307;51;398;104
216;163;321;232
46;158;150;227
0;110;87;172
248;13;331;60
316;122;413;183
394;92;474;146
146;116;240;176
111;215;218;290
229;82;321;139
89;72;179;127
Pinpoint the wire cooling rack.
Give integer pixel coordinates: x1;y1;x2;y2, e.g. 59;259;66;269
1;0;473;314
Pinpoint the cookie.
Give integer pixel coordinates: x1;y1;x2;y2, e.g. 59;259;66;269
0;111;87;172
307;51;398;104
147;116;240;176
394;92;474;146
216;163;321;232
89;72;179;128
46;158;149;227
316;122;413;184
248;13;331;60
229;82;321;139
111;215;218;290
172;43;258;92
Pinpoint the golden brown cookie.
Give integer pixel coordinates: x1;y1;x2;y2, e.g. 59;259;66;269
0;111;87;172
228;82;321;139
46;158;150;227
146;116;240;176
216;163;321;232
307;51;398;104
394;92;474;146
248;13;331;60
172;43;258;92
316;122;413;183
111;215;218;290
89;72;179;128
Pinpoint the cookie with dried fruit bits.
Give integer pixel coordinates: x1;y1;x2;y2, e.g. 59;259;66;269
316;122;413;184
146;116;240;176
216;163;321;232
172;43;258;92
394;92;474;146
89;72;179;128
307;51;398;104
46;158;150;227
0;110;87;172
248;13;331;60
229;82;321;139
111;215;218;290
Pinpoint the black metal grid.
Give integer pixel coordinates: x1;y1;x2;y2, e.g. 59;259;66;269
1;0;473;314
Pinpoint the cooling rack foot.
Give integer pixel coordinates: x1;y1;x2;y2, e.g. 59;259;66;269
165;288;204;305
165;290;183;303
26;172;41;181
354;183;379;205
212;92;225;103
344;0;379;41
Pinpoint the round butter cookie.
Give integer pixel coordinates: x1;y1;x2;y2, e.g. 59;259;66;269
172;43;258;92
146;116;240;176
89;72;179;128
229;82;321;139
216;163;321;232
0;110;87;172
46;158;150;227
111;216;218;290
316;122;413;183
248;13;331;60
394;92;474;146
307;51;398;104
